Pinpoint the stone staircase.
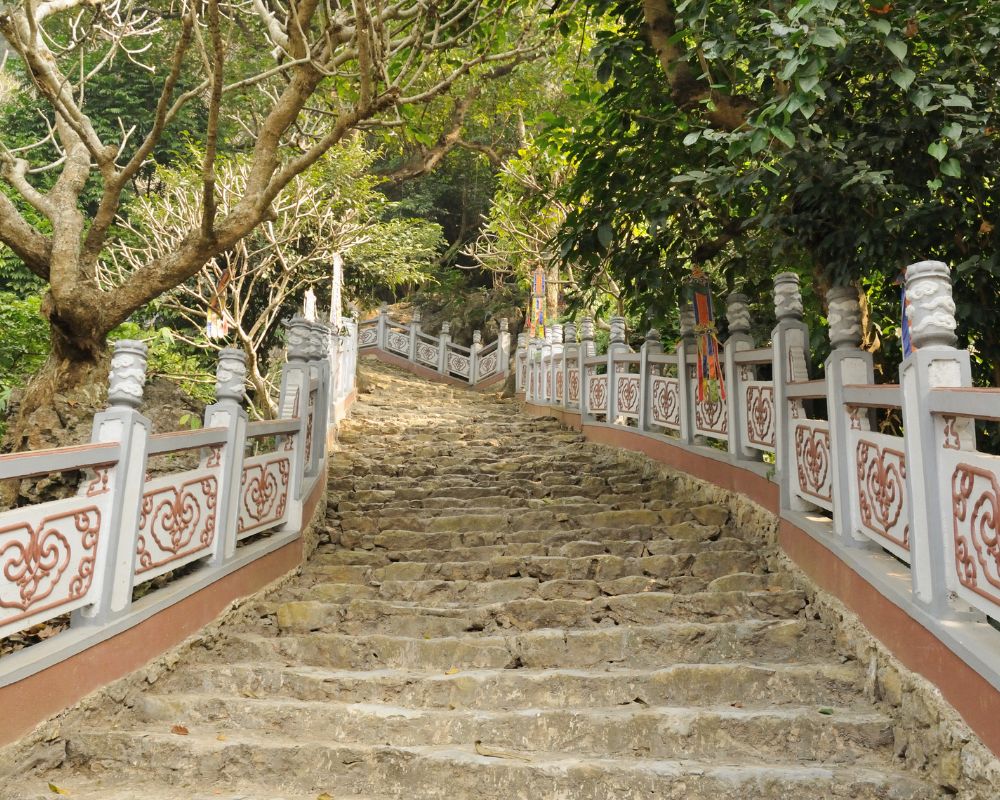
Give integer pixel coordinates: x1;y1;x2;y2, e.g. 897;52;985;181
2;360;944;799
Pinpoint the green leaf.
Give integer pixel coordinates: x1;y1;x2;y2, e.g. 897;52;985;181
940;158;962;178
911;88;934;113
797;75;820;94
597;224;613;250
812;27;844;48
943;94;973;109
886;37;907;62
927;140;948;162
770;126;795;148
941;122;963;142
870;19;891;36
682;131;701;146
891;67;916;91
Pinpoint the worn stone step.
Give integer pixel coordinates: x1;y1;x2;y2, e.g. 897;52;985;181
214;618;840;672
305;551;760;588
314;533;756;568
162;660;870;714
63;731;938;799
1;779;369;800
267;589;807;636
132;694;893;764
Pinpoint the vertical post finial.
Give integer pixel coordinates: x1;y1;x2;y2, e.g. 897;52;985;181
473;330;483;345
581;316;595;341
107;340;148;409
726;293;752;335
774;272;804;321
441;321;451;335
906;260;957;349
500;318;509;332
563;322;577;343
610;316;626;345
286;316;312;363
827;285;863;350
215;348;247;404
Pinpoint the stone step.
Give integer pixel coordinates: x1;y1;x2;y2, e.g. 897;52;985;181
165;661;867;711
132;694;894;764
214;618;841;672
2;778;368;800
275;573;795;606
303;551;761;587
314;534;756;566
62;731;938;799
336;525;717;551
268;589;808;636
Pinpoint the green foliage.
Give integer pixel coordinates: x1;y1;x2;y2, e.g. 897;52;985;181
550;0;1000;380
109;324;216;406
0;294;50;416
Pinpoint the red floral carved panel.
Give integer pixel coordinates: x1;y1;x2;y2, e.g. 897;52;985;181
855;438;910;554
651;376;680;429
238;455;291;539
795;423;832;505
952;463;1000;607
745;385;775;449
136;474;219;575
616;375;640;416
588;375;608;413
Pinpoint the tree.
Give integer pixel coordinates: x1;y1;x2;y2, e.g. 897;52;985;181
554;0;1000;376
105;141;442;417
0;0;556;444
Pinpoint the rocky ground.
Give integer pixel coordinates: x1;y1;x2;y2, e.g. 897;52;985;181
0;360;949;799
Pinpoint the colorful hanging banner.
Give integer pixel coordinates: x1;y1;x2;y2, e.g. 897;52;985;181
687;270;725;404
530;267;547;337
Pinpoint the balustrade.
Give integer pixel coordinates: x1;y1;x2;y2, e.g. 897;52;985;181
514;258;1000;642
0;314;357;671
358;310;511;387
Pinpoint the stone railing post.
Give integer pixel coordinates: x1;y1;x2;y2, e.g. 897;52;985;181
309;321;333;461
541;327;554;402
638;327;663;433
376;303;389;349
549;324;563;403
676;304;697;444
73;341;151;628
562;322;577;411
771;272;812;510
409;308;422;363
580;316;595;420
825;285;873;546
724;293;757;459
438;322;451;375
277;316;312;530
900;261;973;614
515;332;528;392
205;348;249;566
607;316;627;423
471;329;483;385
499;319;512;376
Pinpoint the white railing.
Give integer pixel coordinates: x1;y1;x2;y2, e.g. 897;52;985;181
515;261;1000;657
0;315;356;675
358;308;511;387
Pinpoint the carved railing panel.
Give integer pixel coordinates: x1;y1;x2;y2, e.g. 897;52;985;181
385;329;410;356
939;449;1000;618
691;385;729;441
567;361;580;406
135;468;219;583
794;420;833;511
0;483;112;639
741;382;776;452
238;453;291;539
358;326;378;348
846;429;910;562
587;374;608;414
479;352;498;379
415;341;439;367
616;374;641;418
447;351;470;378
650;376;680;430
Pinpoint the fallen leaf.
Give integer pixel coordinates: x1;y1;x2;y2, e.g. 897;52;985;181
171;724;190;735
216;734;227;742
445;667;460;675
730;702;743;708
818;707;835;716
474;740;533;762
48;783;70;796
317;794;334;800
